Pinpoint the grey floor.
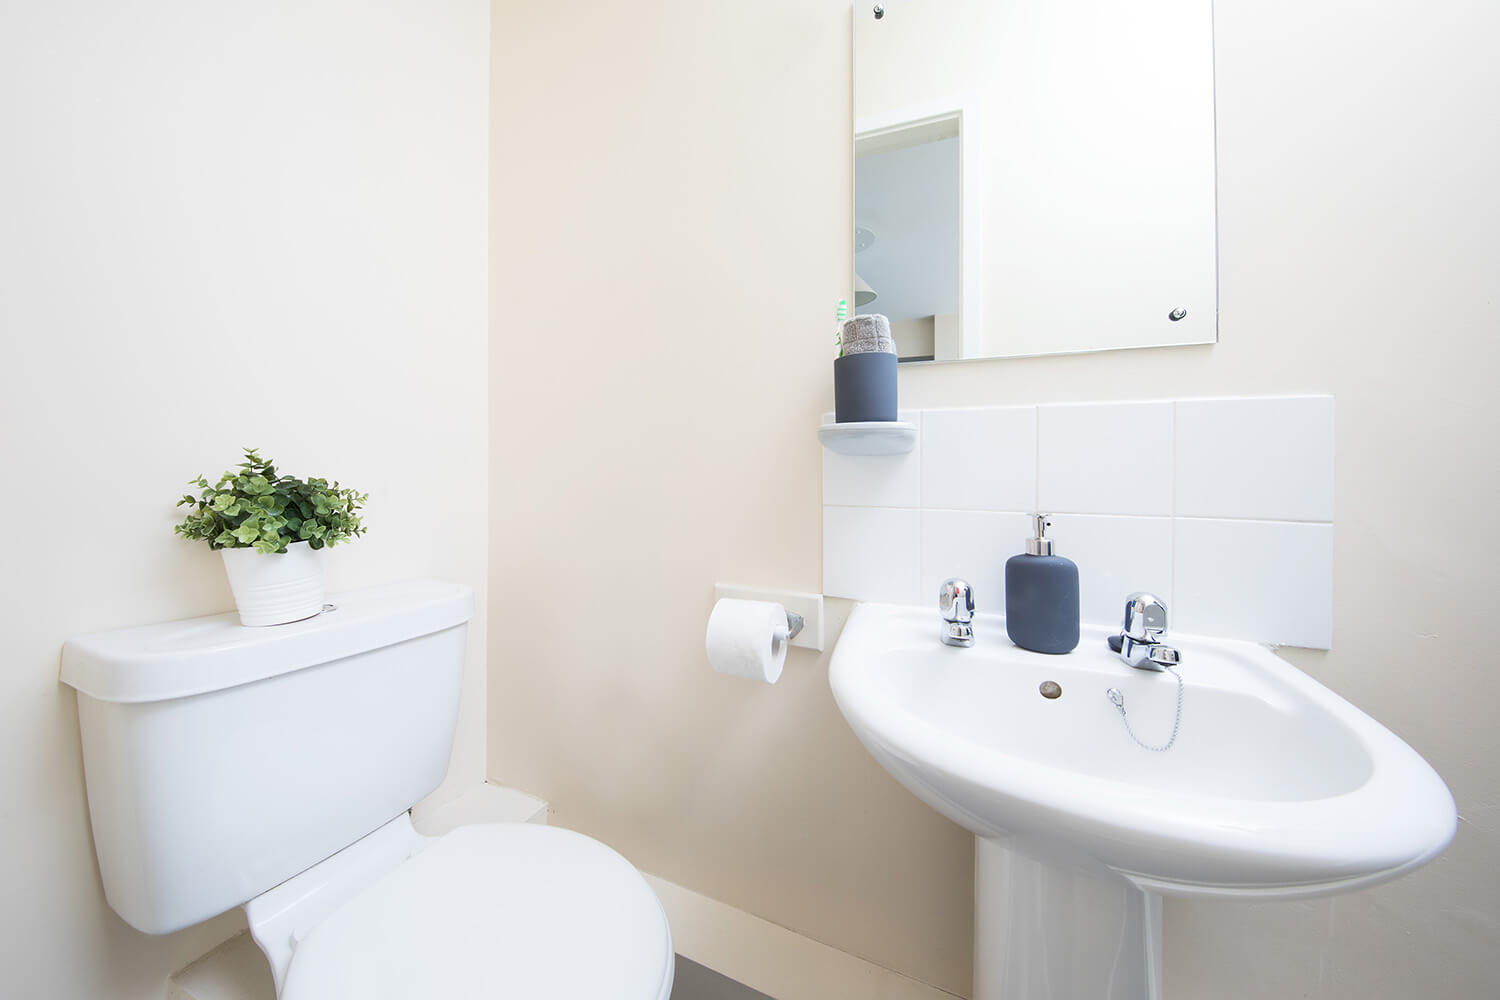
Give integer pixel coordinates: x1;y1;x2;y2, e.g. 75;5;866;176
672;955;775;1000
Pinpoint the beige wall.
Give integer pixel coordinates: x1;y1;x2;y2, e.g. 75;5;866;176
0;3;490;997
489;1;974;992
491;1;1498;997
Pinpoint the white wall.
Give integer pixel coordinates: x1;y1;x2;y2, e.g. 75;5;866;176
823;396;1337;647
490;1;1499;998
0;3;490;997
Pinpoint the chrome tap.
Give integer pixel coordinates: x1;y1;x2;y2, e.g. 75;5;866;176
939;578;975;647
1111;592;1180;670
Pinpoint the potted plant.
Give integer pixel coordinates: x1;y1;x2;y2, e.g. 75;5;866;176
175;449;367;626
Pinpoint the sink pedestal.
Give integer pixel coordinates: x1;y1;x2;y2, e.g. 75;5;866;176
975;837;1162;1000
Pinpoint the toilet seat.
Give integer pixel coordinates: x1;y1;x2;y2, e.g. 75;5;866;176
280;823;674;1000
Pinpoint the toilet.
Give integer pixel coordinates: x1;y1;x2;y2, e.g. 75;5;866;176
60;580;673;999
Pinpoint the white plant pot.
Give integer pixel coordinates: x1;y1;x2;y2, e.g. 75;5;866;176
220;541;326;627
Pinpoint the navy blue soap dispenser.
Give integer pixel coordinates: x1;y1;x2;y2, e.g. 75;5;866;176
1005;514;1080;654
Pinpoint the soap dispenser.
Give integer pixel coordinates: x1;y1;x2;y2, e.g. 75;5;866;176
1005;514;1080;654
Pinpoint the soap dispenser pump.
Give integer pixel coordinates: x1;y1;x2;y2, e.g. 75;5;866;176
1005;514;1080;654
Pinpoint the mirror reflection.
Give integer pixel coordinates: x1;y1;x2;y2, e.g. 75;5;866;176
854;0;1219;362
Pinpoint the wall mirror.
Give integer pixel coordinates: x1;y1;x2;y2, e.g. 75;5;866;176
853;0;1218;362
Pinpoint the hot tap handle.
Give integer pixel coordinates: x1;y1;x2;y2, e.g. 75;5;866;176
940;578;975;623
1122;592;1168;641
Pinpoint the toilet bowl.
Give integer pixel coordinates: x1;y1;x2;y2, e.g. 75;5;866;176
267;820;673;999
61;580;671;998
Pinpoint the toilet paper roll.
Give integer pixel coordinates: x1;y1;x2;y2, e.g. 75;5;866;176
706;599;790;684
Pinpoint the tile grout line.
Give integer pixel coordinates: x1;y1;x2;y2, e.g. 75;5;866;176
824;504;1330;527
1170;401;1178;612
1033;404;1042;514
832;399;1332;642
916;412;925;604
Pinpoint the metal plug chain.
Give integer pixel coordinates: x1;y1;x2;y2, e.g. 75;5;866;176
1105;666;1184;752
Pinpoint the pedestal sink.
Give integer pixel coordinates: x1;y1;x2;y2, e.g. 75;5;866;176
829;603;1455;1000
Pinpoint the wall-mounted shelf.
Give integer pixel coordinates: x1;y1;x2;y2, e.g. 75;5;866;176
817;421;917;456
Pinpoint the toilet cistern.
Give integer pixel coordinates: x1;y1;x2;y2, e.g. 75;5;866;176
60;581;674;1000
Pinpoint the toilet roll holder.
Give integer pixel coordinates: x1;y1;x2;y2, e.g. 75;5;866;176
713;584;826;652
779;610;806;645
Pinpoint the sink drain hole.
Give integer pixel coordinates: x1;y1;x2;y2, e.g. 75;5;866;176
1039;681;1062;699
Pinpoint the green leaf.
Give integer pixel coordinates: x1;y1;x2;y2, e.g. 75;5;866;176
175;451;369;552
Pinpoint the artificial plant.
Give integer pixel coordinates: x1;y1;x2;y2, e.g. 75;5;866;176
175;449;367;554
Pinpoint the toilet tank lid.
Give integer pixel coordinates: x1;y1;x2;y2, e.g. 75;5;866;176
60;580;473;704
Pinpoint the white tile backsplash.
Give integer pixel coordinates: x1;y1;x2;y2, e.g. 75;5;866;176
1050;514;1174;628
821;411;923;508
920;510;1033;616
822;396;1334;649
1038;402;1174;515
921;406;1037;511
1173;519;1334;649
822;506;921;604
1175;396;1334;521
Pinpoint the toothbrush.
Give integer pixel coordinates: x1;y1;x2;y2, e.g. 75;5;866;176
835;298;849;357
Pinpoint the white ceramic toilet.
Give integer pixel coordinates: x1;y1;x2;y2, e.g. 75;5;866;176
60;580;673;999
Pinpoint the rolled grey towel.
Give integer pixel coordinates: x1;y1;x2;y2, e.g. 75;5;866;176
842;314;895;355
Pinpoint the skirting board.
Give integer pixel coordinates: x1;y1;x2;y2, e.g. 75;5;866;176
168;933;274;1000
647;874;960;1000
410;780;549;832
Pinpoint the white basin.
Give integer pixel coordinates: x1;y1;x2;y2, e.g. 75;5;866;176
830;603;1455;999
